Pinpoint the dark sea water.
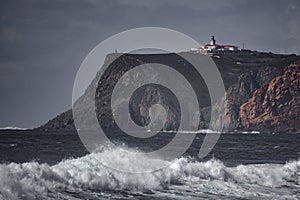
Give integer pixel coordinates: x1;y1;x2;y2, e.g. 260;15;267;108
0;130;300;199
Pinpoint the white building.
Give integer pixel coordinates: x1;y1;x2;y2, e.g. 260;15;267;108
191;36;238;53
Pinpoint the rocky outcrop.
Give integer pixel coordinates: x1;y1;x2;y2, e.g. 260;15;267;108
222;66;284;130
239;63;300;133
40;110;75;132
36;51;300;133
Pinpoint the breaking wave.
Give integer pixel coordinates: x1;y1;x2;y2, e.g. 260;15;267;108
162;129;221;134
0;126;28;131
0;146;299;199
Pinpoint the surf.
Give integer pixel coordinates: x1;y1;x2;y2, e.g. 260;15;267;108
0;145;299;199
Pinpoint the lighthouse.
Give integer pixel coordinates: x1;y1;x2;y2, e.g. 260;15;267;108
210;36;216;45
190;35;238;53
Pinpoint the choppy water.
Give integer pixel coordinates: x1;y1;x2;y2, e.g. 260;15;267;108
0;130;300;199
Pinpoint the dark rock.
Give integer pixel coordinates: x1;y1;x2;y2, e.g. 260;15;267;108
239;63;300;133
36;51;300;133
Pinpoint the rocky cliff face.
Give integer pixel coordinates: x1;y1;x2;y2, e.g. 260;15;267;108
221;66;284;130
239;63;300;133
40;110;74;132
36;51;300;133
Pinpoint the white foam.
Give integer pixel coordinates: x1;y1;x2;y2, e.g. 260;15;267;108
241;131;260;134
0;126;28;130
0;146;299;199
162;129;221;134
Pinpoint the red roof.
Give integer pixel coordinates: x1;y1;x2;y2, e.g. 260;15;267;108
204;44;237;48
204;44;220;47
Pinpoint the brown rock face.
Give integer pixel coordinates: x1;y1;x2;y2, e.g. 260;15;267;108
219;66;283;130
239;63;300;133
36;51;300;133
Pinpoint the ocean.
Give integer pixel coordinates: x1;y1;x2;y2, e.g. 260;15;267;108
0;130;299;199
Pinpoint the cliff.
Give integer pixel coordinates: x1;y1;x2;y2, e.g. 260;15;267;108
239;63;300;133
36;50;300;133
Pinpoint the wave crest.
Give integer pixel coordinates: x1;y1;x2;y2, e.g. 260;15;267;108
0;146;299;199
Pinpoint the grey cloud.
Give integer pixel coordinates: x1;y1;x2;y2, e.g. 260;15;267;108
0;0;299;128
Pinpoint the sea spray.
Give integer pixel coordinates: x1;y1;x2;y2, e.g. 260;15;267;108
0;146;299;199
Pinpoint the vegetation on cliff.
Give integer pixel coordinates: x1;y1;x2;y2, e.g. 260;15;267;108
37;50;300;133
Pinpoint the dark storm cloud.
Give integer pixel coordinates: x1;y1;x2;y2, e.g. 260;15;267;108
0;0;299;128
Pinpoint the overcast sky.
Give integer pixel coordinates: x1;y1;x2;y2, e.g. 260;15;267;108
0;0;300;128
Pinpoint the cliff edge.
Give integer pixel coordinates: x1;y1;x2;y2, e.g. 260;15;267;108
36;51;300;133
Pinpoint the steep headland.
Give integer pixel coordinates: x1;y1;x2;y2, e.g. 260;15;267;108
36;50;300;133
